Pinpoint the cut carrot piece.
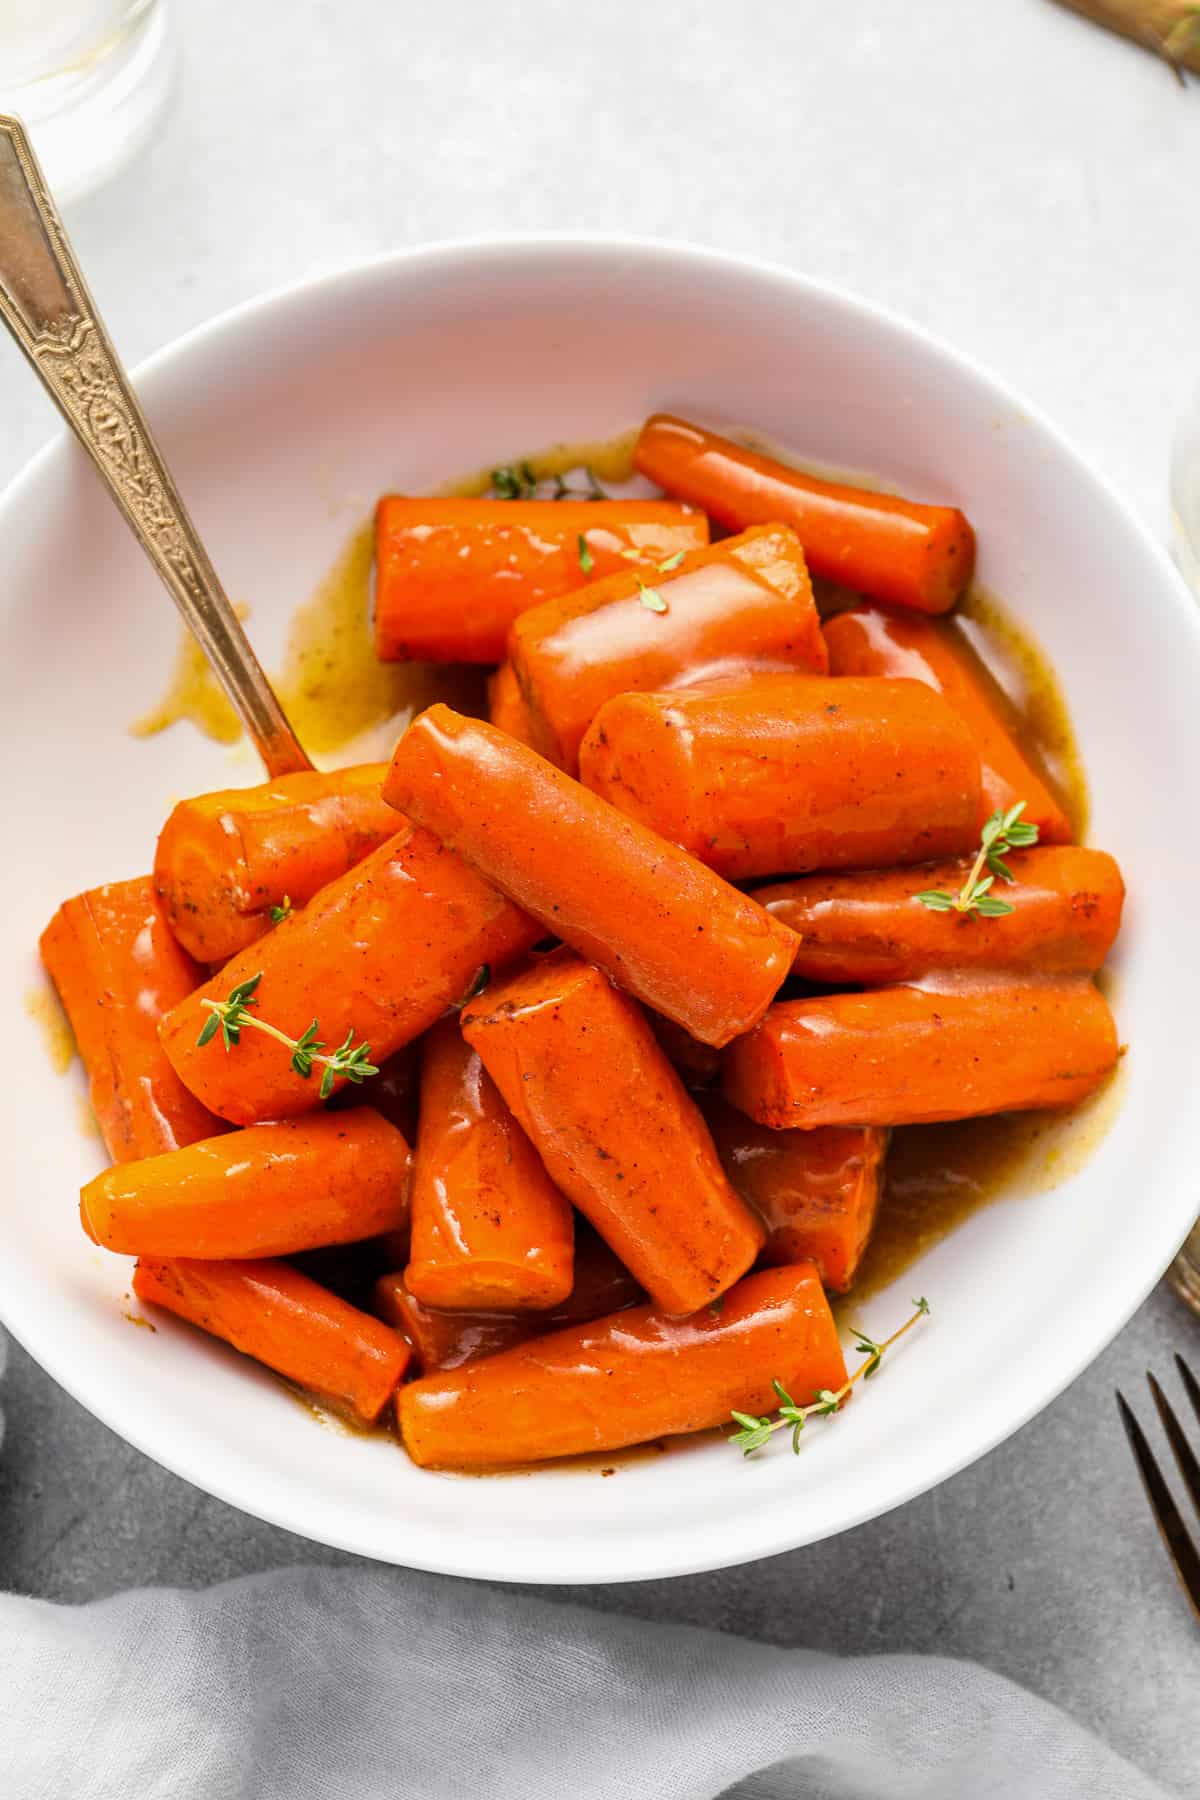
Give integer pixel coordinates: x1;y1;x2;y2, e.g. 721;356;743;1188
461;950;764;1315
81;1108;410;1259
406;1018;574;1311
399;1262;846;1470
823;605;1073;843
704;1096;887;1292
509;523;826;772
160;822;541;1125
723;978;1119;1129
635;413;974;614
375;497;708;663
757;846;1124;984
384;707;796;1048
155;764;396;963
134;1256;410;1424
580;672;981;880
40;876;222;1164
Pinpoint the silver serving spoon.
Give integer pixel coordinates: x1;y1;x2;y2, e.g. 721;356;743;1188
0;113;312;779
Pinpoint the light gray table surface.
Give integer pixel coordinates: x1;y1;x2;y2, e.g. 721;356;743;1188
2;1;1198;1792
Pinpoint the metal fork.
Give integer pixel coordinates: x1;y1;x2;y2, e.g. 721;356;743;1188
1117;1355;1200;1623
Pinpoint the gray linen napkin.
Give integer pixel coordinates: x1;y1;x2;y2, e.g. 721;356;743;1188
0;1563;1172;1799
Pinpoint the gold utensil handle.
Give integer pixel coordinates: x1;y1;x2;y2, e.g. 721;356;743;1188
0;115;312;778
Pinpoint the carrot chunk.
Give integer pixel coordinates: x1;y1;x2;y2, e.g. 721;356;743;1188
635;413;974;614
384;707;796;1048
399;1262;846;1469
40;877;222;1163
375;497;708;664
134;1256;410;1424
461;950;764;1315
82;1108;410;1259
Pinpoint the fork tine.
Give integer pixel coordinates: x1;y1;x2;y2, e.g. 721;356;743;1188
1148;1373;1200;1524
1116;1389;1200;1624
1175;1355;1200;1431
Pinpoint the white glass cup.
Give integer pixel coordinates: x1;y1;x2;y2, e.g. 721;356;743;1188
0;0;174;202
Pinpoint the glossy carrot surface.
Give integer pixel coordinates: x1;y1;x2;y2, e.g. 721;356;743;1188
580;673;982;880
723;978;1119;1129
406;1018;574;1310
375;497;708;663
509;523;826;771
81;1108;410;1259
823;606;1073;843
134;1256;410;1424
40;877;221;1164
704;1096;887;1292
635;413;974;614
757;846;1124;984
376;1228;642;1372
461;950;764;1314
384;707;796;1048
154;765;396;963
399;1262;846;1469
160;821;541;1124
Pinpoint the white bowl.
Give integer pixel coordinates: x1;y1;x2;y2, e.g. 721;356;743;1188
2;239;1197;1584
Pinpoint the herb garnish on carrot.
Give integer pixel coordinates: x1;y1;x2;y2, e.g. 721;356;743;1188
196;973;378;1099
916;803;1039;918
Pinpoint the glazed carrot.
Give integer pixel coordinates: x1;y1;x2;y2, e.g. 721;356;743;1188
823;606;1073;843
160;821;541;1125
154;764;396;963
757;846;1125;984
399;1262;846;1469
375;497;708;664
704;1096;887;1292
634;413;975;614
406;1018;574;1311
384;708;796;1048
133;1256;409;1424
509;523;827;772
461;950;764;1314
580;673;982;880
40;877;221;1164
81;1109;410;1260
376;1228;642;1372
487;662;548;757
723;977;1119;1130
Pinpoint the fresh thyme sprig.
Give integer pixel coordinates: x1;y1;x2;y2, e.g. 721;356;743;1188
196;973;378;1100
269;895;293;924
492;463;610;502
577;533;595;574
633;550;688;613
915;803;1039;919
729;1298;930;1457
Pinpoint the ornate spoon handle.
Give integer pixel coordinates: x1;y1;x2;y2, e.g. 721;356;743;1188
0;115;312;777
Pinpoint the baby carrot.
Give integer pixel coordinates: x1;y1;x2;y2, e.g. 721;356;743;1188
723;978;1119;1130
704;1096;888;1292
398;1262;846;1470
509;523;827;772
757;846;1125;984
487;662;549;757
40;876;222;1164
154;764;397;963
384;707;796;1048
406;1018;575;1311
133;1256;410;1424
823;605;1073;843
376;1228;642;1372
579;673;982;880
159;821;541;1125
81;1108;411;1260
461;950;764;1315
375;497;708;664
634;413;975;614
